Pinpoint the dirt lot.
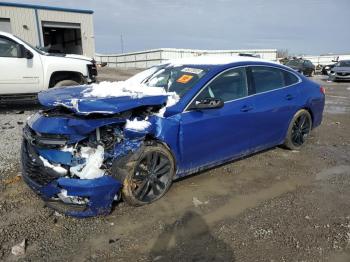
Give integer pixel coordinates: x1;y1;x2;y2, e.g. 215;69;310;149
0;69;350;262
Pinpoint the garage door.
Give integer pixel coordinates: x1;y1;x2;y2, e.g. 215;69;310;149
42;21;80;29
42;21;82;55
0;18;11;33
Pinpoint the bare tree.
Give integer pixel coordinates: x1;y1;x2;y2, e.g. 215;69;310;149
277;49;289;58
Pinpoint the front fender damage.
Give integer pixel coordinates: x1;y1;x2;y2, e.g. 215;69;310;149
22;110;177;217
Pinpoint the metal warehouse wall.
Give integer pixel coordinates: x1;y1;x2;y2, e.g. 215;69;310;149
0;6;38;45
0;5;95;58
96;48;278;68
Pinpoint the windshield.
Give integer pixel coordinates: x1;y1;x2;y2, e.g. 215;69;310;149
144;65;209;98
336;60;350;67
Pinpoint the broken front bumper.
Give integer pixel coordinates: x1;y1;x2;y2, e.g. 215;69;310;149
21;139;122;218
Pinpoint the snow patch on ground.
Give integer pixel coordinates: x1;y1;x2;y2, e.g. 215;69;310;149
39;156;67;175
125;119;151;131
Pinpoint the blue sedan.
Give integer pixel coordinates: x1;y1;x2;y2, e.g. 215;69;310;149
21;56;325;217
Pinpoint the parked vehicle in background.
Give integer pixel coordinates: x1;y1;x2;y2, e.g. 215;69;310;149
0;31;97;103
321;63;336;75
328;60;350;81
21;56;325;217
285;58;315;76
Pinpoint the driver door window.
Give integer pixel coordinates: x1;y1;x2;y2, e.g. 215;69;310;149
195;67;248;103
0;37;20;57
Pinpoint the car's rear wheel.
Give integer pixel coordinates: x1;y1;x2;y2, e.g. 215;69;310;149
119;143;175;206
284;109;312;150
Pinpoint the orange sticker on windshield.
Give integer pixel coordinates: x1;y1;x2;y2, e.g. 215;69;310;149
176;74;193;84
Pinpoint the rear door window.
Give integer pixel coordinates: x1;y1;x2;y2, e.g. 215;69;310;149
250;66;299;94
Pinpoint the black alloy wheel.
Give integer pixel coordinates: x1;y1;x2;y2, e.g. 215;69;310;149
116;143;175;206
132;151;172;202
284;109;312;150
291;113;311;146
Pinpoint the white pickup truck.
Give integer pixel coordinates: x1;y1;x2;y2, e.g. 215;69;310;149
0;31;97;102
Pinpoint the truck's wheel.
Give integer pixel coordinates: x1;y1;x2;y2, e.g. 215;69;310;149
283;109;312;150
54;80;79;87
116;143;175;206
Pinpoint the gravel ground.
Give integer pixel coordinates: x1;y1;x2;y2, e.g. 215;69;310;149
0;70;349;261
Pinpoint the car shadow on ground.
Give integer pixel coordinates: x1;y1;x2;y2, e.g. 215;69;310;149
149;210;235;261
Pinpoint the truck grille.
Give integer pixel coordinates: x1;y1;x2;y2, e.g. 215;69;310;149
23;125;67;149
87;62;97;82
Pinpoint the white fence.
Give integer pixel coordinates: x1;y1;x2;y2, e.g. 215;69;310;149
95;48;278;68
303;54;350;66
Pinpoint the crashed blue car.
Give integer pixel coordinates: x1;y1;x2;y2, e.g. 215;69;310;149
21;56;325;217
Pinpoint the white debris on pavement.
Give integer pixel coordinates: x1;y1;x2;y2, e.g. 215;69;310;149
70;145;105;179
192;197;209;207
125;119;151;131
39;156;67;175
11;239;26;256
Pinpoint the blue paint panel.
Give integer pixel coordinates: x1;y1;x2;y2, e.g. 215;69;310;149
37;149;73;165
28;112;125;142
38;85;169;116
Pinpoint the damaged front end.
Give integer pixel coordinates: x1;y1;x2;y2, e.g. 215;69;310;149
21;104;158;217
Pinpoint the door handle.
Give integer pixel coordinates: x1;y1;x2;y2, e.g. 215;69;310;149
285;94;294;100
240;105;253;112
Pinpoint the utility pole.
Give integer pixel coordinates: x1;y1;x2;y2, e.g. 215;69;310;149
120;34;124;54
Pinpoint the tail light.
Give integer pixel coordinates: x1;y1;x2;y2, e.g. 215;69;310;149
320;86;325;94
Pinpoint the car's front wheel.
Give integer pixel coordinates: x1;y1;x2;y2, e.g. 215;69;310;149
118;143;175;206
284;109;312;150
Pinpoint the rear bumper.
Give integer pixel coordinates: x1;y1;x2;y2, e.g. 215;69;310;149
21;139;122;217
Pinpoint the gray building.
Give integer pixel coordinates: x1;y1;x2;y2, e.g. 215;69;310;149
0;2;95;57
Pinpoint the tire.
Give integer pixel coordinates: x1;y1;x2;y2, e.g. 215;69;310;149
309;70;314;77
114;143;175;206
283;109;312;150
54;80;80;87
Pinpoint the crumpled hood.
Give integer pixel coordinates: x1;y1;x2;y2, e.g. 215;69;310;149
38;85;169;116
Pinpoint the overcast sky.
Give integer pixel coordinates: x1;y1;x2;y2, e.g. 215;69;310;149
6;0;350;55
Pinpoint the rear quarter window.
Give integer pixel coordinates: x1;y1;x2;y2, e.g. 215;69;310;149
251;66;299;94
283;70;299;86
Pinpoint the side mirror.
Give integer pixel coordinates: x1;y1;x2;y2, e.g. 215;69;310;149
189;98;224;110
19;45;33;59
